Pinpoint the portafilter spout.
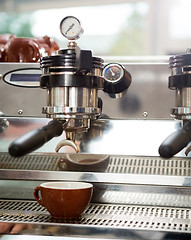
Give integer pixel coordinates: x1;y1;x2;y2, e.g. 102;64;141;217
159;50;191;158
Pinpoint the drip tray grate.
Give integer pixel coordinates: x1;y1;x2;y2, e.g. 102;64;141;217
0;154;59;171
0;153;191;176
107;155;191;176
0;200;191;233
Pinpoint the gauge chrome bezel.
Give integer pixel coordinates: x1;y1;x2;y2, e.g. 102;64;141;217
103;63;124;83
60;16;83;40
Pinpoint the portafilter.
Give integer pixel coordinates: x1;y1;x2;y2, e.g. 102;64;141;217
159;49;191;158
8;16;132;157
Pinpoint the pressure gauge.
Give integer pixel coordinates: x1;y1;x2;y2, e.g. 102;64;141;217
102;63;132;98
60;16;83;40
103;63;124;82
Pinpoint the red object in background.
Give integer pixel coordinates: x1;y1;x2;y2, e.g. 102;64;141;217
0;34;59;62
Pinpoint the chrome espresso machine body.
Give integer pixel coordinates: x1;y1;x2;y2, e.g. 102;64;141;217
7;16;131;158
0;16;191;240
159;50;191;158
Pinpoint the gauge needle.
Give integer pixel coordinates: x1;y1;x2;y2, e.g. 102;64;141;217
109;68;115;76
65;23;75;35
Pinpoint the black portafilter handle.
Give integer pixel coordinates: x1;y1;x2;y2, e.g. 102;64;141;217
158;121;191;158
9;120;63;157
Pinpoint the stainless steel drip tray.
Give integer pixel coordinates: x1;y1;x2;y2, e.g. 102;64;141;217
1;153;191;209
0;199;191;239
1;152;191;175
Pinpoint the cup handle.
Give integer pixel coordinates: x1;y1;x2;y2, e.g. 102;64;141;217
28;40;40;62
34;186;44;206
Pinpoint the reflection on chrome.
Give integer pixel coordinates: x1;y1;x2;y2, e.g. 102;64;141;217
0;222;33;234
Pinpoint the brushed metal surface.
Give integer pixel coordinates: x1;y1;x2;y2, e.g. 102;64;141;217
0;118;184;156
0;200;191;234
0;153;191;176
0;61;173;119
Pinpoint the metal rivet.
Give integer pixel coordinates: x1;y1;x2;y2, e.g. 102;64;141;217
18;110;23;115
143;112;148;117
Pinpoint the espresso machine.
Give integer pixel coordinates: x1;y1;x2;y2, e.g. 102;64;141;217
159;50;191;158
7;16;131;158
0;17;191;240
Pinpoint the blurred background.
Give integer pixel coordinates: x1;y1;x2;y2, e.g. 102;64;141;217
0;0;191;57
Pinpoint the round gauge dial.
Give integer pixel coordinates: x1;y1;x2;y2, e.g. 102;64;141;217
60;16;83;40
103;63;124;82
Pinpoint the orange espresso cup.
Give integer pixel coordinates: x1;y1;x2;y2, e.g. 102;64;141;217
34;182;93;219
